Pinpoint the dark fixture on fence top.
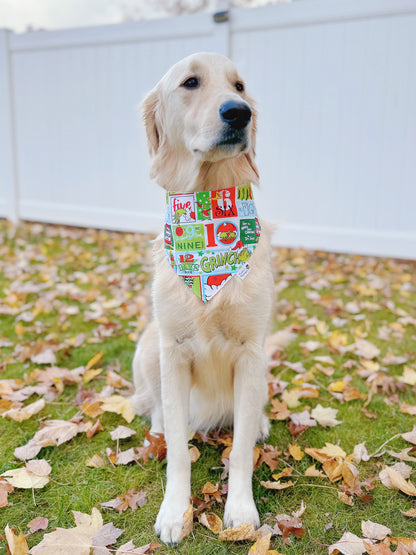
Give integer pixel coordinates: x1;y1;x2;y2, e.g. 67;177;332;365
213;10;229;23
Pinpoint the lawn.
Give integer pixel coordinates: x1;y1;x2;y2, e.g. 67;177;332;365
0;219;416;554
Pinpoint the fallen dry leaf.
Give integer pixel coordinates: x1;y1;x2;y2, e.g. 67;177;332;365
3;398;45;422
2;460;51;489
189;445;201;463
219;522;259;542
100;395;136;423
180;504;193;541
110;425;136;440
115;540;161;554
328;531;366;554
260;480;295;490
135;431;167;463
288;443;304;461
311;404;342;427
101;489;147;514
384;466;416;496
0;477;14;507
5;524;29;555
274;513;305;544
27;516;49;534
29;507;119;553
361;519;391;541
198;511;223;534
248;532;272;554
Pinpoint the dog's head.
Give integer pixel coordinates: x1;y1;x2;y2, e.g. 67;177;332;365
142;52;258;190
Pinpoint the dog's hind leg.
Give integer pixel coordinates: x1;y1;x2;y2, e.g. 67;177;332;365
131;322;164;435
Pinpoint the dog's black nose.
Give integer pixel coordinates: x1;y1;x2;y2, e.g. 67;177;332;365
219;101;251;130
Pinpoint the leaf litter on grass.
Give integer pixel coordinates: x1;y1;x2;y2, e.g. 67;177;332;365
1;221;416;552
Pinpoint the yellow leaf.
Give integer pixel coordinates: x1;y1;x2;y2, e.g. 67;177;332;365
3;398;46;422
198;512;223;534
260;480;295;490
401;508;416;518
14;322;24;337
249;533;271;554
400;402;416;416
85;455;106;468
272;468;293;480
361;360;380;372
189;446;200;463
323;459;343;482
338;491;354;506
304;464;325;477
386;467;416;496
180;504;193;540
328;381;347;393
100;395;135;423
219;522;259;542
86;351;103;370
83;367;103;383
5;524;29;555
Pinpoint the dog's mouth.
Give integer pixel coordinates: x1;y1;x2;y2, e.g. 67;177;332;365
216;128;247;148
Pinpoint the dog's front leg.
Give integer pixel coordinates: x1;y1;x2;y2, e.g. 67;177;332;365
224;345;268;529
154;342;191;545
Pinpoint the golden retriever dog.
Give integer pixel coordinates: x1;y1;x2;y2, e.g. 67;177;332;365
131;52;274;544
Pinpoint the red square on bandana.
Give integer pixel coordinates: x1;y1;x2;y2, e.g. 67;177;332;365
211;188;237;219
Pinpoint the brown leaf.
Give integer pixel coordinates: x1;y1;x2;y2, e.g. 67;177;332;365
3;398;45;422
198;512;223;534
180;504;193;540
260;480;295;490
27;516;49;534
248;532;271;554
401;508;416;518
0;478;14;507
201;482;223;503
101;489;147;514
135;431;166;463
219;522;259;542
85;418;104;439
256;445;281;472
275;514;305;544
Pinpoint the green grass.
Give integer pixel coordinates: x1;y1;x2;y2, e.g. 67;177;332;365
1;220;416;553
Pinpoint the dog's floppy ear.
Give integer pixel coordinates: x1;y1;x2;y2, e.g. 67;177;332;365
141;88;161;158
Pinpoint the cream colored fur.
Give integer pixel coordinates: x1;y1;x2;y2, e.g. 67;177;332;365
131;52;274;545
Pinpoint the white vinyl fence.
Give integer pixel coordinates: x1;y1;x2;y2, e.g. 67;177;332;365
1;0;416;259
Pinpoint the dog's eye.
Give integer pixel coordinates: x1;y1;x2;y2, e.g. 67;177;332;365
235;82;244;92
181;77;200;89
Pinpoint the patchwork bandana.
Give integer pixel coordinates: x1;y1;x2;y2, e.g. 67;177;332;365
164;184;260;302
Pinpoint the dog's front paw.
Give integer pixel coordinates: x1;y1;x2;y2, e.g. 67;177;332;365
257;415;270;441
155;498;190;545
223;497;260;529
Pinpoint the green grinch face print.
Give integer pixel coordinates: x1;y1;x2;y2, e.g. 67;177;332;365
196;191;212;220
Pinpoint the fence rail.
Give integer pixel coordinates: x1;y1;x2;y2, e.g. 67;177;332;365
1;0;416;259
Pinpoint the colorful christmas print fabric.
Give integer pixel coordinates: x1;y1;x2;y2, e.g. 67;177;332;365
164;184;261;302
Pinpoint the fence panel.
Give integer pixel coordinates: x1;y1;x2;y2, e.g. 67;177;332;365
10;13;227;231
231;0;416;258
0;30;17;221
